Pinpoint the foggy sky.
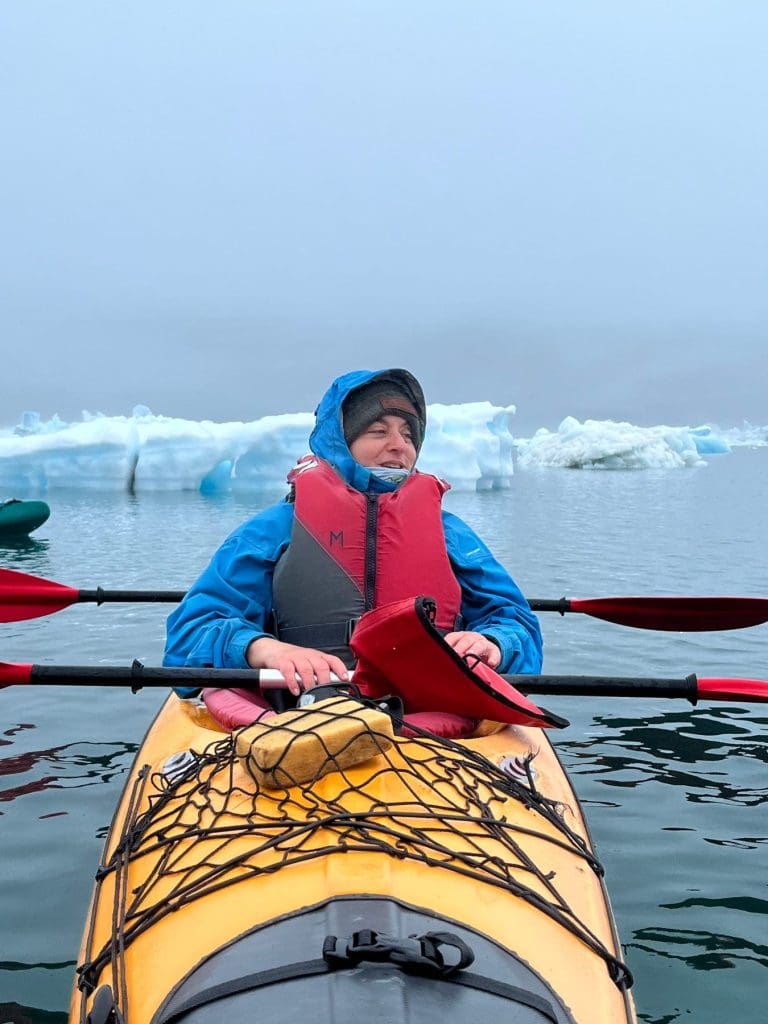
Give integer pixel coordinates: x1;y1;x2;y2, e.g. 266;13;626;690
2;2;766;435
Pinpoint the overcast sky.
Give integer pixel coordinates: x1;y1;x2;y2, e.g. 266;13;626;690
1;2;766;434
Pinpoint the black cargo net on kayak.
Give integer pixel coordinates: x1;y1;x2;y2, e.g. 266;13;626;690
76;712;632;1014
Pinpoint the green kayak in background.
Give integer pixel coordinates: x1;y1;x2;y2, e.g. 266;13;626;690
0;498;50;537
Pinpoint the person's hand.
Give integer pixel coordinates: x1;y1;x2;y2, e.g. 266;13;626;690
443;631;501;669
245;637;349;696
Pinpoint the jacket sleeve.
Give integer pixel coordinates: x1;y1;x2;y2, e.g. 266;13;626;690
442;511;543;674
163;502;294;695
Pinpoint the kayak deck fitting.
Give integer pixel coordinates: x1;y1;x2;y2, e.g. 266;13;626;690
70;696;636;1024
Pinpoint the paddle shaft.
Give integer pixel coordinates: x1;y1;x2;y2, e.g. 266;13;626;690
71;593;768;632
2;588;566;607
9;588;768;633
46;593;767;626
78;589;186;604
3;567;768;631
1;660;701;701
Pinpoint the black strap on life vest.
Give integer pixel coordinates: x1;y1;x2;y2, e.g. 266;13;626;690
275;615;466;650
155;929;561;1024
275;618;360;648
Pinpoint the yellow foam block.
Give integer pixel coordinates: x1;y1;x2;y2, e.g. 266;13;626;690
235;696;395;789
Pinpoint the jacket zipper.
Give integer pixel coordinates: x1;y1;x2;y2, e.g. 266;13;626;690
364;494;378;609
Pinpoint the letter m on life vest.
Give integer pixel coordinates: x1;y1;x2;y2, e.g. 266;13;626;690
330;530;344;547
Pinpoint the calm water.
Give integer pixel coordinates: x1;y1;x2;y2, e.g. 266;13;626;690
1;449;766;1023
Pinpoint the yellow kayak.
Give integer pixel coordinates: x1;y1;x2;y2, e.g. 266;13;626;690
69;693;636;1024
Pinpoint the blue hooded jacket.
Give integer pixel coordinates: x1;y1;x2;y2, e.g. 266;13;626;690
164;369;543;695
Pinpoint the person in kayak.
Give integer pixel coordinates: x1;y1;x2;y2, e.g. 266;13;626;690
164;368;542;718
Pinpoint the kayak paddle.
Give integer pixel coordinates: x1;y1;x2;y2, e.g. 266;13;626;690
1;567;767;631
1;660;767;703
0;567;185;623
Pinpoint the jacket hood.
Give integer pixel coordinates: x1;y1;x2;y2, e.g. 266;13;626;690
309;369;426;492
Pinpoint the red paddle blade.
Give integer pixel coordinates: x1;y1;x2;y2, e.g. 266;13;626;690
0;568;80;622
698;678;768;703
571;596;768;632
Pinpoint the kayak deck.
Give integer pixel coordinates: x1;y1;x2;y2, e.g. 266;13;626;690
70;696;636;1024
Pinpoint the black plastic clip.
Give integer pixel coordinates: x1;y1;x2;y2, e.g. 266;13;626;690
323;928;474;978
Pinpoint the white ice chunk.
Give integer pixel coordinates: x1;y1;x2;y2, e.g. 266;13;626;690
516;417;708;470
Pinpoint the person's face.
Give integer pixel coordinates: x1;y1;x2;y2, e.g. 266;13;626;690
349;414;418;470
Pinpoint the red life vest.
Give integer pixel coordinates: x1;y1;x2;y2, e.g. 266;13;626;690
271;457;462;664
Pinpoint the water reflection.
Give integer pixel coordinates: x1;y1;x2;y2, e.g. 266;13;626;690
1;724;36;742
703;836;766;850
0;1001;68;1024
0;537;50;565
662;895;768;915
560;708;768;806
628;926;768;970
0;741;139;803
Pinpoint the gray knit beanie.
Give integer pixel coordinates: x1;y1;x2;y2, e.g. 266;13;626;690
343;373;426;453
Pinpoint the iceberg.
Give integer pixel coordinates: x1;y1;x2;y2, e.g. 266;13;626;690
0;402;755;493
417;402;516;490
516;417;709;470
0;402;516;494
